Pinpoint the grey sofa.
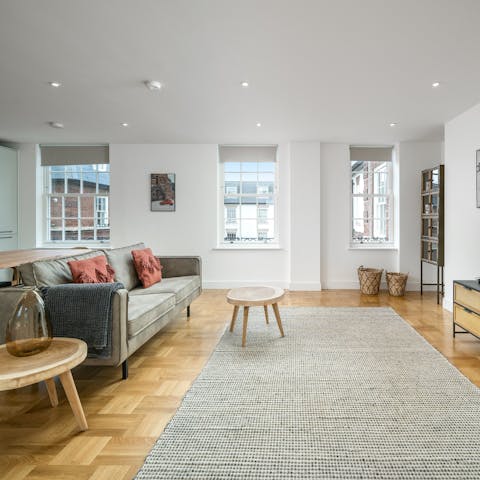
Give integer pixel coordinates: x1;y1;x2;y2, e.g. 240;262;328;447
0;243;201;379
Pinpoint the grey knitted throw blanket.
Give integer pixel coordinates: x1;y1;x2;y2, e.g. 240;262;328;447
41;282;124;358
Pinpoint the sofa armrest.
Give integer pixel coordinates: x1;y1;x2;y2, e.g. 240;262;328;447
110;288;129;366
156;256;202;279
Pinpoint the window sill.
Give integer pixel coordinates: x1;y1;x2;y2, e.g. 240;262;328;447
348;244;398;251
40;242;110;249
213;244;283;251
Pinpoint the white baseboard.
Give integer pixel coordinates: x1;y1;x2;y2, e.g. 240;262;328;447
443;296;453;312
288;282;322;291
203;280;289;290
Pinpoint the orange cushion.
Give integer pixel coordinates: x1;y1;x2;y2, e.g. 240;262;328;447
68;255;116;284
131;248;162;288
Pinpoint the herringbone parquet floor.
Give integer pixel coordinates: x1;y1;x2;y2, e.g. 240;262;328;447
1;289;480;480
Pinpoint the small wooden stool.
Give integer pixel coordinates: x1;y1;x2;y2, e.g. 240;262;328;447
226;286;285;347
0;337;88;431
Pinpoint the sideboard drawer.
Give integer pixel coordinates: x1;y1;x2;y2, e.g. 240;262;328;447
454;284;480;315
454;304;480;338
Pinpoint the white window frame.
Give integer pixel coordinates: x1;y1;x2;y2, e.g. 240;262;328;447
43;164;110;244
218;158;279;247
350;159;394;248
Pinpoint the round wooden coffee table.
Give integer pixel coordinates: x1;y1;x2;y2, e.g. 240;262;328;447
0;337;88;431
226;286;285;347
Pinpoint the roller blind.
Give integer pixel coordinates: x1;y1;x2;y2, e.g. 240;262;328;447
40;145;109;166
219;145;277;163
349;146;393;163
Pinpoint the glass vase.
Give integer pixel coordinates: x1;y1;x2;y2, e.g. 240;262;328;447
5;288;53;357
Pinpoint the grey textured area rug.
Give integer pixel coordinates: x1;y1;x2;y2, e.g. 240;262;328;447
136;307;480;479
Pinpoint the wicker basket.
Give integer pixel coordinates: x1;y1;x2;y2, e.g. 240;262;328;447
386;272;408;297
357;266;383;295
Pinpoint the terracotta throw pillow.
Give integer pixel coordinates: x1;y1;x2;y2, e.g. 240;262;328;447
68;255;116;284
131;248;162;288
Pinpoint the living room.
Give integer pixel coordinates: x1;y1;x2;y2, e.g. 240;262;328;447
1;1;480;479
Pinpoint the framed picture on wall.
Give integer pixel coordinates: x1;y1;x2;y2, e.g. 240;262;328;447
151;173;176;212
477;150;480;208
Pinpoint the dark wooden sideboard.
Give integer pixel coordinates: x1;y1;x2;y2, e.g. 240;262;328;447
453;280;480;339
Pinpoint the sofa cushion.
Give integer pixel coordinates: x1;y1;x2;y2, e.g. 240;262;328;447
32;250;105;287
129;275;201;304
103;243;145;291
127;292;175;337
131;248;162;288
68;255;115;283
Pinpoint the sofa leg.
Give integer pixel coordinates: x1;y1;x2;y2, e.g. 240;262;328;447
122;360;128;380
187;305;191;318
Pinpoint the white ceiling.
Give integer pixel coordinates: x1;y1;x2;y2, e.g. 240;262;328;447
1;0;480;145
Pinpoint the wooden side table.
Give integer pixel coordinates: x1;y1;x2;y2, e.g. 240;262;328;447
226;286;285;347
0;337;88;431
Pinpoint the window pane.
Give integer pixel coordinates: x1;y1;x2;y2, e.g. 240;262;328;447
241;182;257;194
224;195;239;205
222;159;276;244
241;162;257;173
225;183;239;195
65;219;78;229
45;163;109;244
258;162;275;172
51;174;65;193
80;197;94;217
97;229;110;241
240;203;257;219
258;173;274;182
49;197;62;217
50;230;62;241
224;162;240;173
65;230;79;241
64;197;78;218
225;173;240;182
240;219;257;240
98;173;110;192
81;229;95;241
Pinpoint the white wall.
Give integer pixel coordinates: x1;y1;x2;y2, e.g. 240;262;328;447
110;144;291;288
398;141;443;289
444;103;480;310
289;142;321;290
13;139;443;291
17;143;41;249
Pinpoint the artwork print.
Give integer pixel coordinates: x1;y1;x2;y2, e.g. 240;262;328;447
151;173;175;211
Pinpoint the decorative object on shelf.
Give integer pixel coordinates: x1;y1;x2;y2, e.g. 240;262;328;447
476;150;480;208
420;165;444;304
386;272;408;296
357;266;383;295
5;287;52;357
151;173;175;212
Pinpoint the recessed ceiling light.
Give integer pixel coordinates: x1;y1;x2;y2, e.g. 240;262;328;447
48;121;64;129
241;81;249;87
432;81;440;88
144;80;163;91
121;122;129;127
48;81;62;88
389;122;397;127
256;122;262;127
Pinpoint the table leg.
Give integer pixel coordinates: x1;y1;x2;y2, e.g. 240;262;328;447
230;305;239;332
59;370;88;431
272;303;285;338
264;305;269;324
242;306;249;347
44;378;58;407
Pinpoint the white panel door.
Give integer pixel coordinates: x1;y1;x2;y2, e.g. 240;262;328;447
0;146;18;282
